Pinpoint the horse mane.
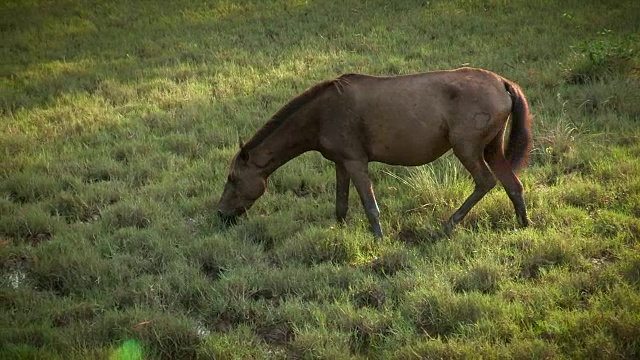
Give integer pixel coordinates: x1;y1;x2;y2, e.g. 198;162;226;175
242;76;352;151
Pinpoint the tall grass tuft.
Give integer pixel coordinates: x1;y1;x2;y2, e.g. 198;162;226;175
386;153;471;217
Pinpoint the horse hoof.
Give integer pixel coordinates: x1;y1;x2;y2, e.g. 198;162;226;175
441;221;455;236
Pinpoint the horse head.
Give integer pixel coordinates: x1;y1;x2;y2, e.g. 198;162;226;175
217;146;267;224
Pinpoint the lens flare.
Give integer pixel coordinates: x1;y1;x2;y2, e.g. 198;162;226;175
110;339;142;360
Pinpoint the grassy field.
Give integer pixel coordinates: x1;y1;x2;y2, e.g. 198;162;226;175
2;0;640;358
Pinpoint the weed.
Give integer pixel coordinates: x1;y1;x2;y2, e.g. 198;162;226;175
28;239;113;296
102;202;152;230
235;216;291;251
565;29;636;84
370;248;414;277
621;255;640;286
353;284;387;309
518;233;581;280
255;320;295;346
531;112;585;172
410;290;501;339
453;262;502;294
271;227;361;266
133;315;202;359
0;205;60;244
348;314;393;355
1;172;61;204
288;328;352;360
52;302;101;328
200;258;226;281
198;325;279;359
48;190;113;223
593;210;640;242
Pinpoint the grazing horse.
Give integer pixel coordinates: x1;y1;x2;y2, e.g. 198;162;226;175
217;67;532;238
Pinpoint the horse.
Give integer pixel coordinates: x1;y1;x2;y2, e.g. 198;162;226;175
217;67;532;238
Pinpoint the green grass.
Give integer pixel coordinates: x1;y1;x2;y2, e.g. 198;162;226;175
2;0;640;358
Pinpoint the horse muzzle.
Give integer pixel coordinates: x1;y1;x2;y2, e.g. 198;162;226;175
217;209;239;226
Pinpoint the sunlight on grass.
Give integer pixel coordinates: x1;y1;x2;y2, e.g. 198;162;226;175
2;0;640;358
110;340;142;360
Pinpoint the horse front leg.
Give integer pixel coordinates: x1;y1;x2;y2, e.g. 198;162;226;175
335;163;350;223
342;160;383;239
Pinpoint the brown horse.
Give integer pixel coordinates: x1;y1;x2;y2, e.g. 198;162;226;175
217;67;532;238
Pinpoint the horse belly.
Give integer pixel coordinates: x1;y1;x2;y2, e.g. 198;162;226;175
368;127;451;166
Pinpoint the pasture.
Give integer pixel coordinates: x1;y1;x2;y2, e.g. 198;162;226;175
1;0;640;358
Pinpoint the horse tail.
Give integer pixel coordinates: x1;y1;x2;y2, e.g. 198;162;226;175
502;79;532;172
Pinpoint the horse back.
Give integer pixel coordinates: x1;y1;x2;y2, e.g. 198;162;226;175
318;68;512;166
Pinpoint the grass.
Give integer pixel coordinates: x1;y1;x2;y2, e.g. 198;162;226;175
2;0;640;358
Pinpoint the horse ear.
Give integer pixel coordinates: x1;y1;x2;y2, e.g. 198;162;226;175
239;146;249;162
237;138;249;162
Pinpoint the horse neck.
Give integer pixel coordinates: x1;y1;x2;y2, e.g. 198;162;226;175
249;111;318;177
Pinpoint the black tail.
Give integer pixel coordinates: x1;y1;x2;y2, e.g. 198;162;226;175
503;80;532;172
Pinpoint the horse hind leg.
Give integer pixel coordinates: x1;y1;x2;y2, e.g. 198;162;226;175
444;144;497;233
484;128;529;227
335;162;350;223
